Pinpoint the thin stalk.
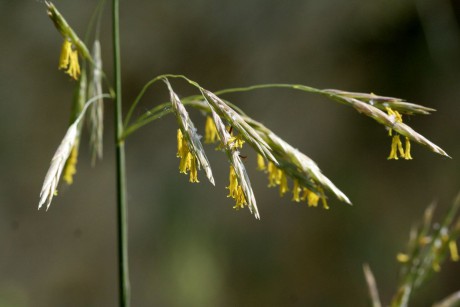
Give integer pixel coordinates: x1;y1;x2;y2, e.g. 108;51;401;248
123;75;323;129
112;0;130;306
123;74;200;128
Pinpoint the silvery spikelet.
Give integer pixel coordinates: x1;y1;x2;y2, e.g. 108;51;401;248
338;96;449;157
39;123;79;210
38;94;110;210
210;107;260;218
266;132;351;204
323;89;436;115
200;88;278;164
88;40;104;165
164;79;215;185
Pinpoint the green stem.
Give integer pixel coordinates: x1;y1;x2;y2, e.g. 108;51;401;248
123;74;200;128
122;75;323;129
121;81;324;140
112;0;130;306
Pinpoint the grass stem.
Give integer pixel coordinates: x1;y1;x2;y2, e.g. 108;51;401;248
112;0;130;306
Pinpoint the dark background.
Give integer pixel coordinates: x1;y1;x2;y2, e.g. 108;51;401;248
1;0;460;306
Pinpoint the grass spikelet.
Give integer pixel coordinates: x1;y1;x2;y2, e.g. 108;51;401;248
63;142;79;185
323;90;436;115
321;91;449;158
38;93;110;210
200;88;277;164
45;1;91;60
39;122;79;210
164;79;215;185
265;131;351;205
209;107;259;218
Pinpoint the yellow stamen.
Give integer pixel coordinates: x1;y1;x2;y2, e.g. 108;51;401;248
388;135;404;160
204;116;218;143
396;253;410;263
189;155;199;183
176;129;199;182
179;152;191;174
267;162;279;187
317;186;329;209
223;126;245;149
227;166;247;210
404;137;413;160
419;236;431;245
386;108;412;160
321;196;329;210
59;39;72;70
177;129;184;156
301;188;319;207
234;186;246;210
63;145;78;185
449;240;459;262
308;193;319;207
228;134;245;149
292;180;301;202
59;39;80;80
257;154;266;171
386;108;396;136
386;108;403;124
227;166;238;197
397;136;405;157
395;110;403;122
388;136;398;160
177;129;188;171
300;187;309;201
68;49;80;79
279;171;289;196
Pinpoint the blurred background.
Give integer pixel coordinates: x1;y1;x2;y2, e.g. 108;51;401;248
1;0;460;306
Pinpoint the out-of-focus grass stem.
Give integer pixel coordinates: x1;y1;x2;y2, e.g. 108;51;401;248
112;0;130;306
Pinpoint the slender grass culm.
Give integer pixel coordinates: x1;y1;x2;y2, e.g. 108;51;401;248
37;1;457;306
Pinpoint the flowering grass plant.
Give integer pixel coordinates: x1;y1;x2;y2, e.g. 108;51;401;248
37;1;455;306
